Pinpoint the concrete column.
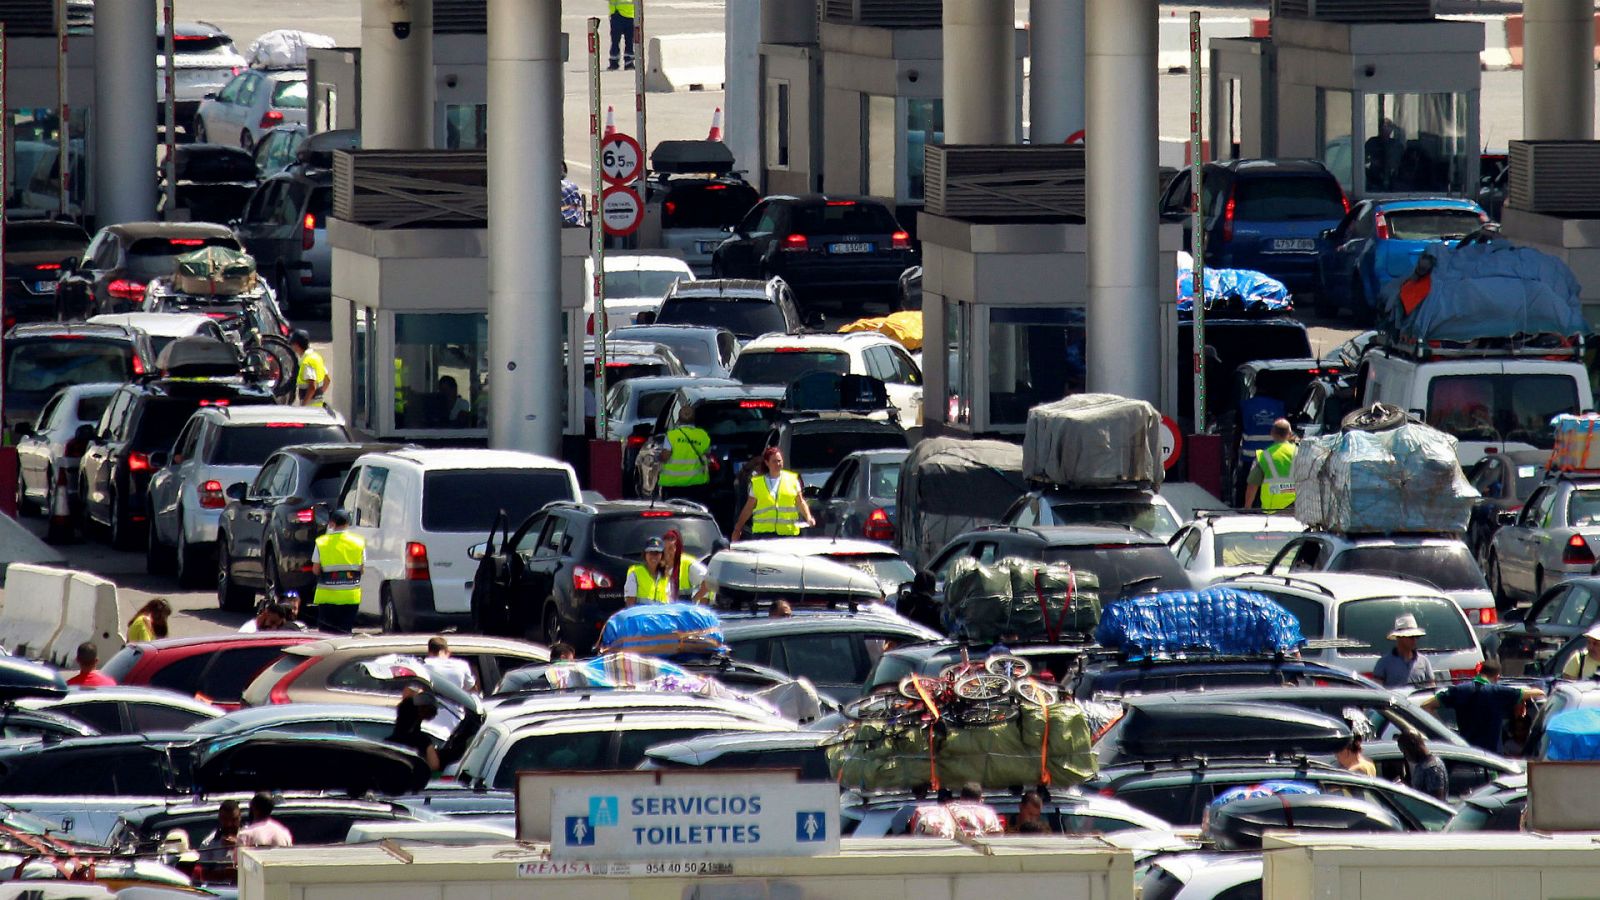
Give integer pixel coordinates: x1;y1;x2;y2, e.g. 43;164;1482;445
1523;0;1595;140
943;0;1016;144
725;0;761;174
1085;0;1159;404
360;0;434;148
93;0;157;225
1029;0;1085;143
487;0;563;455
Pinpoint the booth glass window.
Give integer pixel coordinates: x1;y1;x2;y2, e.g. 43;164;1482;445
1317;89;1355;192
445;104;488;150
1363;92;1469;194
10;107;89;217
906;99;943;201
766;80;790;169
946;301;968;425
353;307;374;430
864;94;895;198
393;313;487;430
986;307;1086;427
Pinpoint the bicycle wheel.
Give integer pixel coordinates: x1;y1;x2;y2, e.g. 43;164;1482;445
939;662;979;682
985;655;1032;679
1015;679;1059;708
953;673;1012;701
898;674;944;702
842;692;917;722
951;700;1018;727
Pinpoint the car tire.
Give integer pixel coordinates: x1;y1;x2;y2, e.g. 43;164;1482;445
263;545;284;602
14;469;37;518
540;601;563;647
275;269;298;319
176;517;209;589
146;515;175;576
1489;554;1511;612
109;493;138;551
240;129;254;153
192;117;207;143
216;537;255;612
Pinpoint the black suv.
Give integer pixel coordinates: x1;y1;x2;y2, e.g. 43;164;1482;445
56;221;243;318
1177;315;1313;430
469;499;726;649
763;414;908;494
3;322;157;435
634;383;788;526
925;524;1193;606
233;158;335;315
78;378;274;548
4;219;90;327
711;195;915;307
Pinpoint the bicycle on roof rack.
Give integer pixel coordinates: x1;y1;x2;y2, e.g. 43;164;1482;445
841;653;1060;728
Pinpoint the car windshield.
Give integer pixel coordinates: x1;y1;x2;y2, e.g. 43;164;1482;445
1233;175;1346;220
1426;374;1579;448
1327;544;1489;592
207;424;347;466
271;80;308;109
868;461;901;501
697;400;782;451
731;350;850;385
1569;490;1600;527
132;399;209;450
822;552;915;588
309;462;355;500
789;429;906;473
1216;531;1300;567
1384;209;1483;241
1040;544;1191;601
661;182;760;229
634;335;711;370
76;393;112;422
1337;596;1475;654
5;223;86;254
593;515;723;559
1046;501;1180;541
126;236;241;280
790;202;900;235
422;469;573;532
5;340;129;394
604;270;686;299
658;298;786;339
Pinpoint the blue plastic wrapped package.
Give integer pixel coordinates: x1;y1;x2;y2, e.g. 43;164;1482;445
1378;241;1588;343
1094;586;1306;658
597;603;726;658
1207;781;1320;813
1176;264;1291;313
1292;423;1478;534
1543;708;1600;761
1553;414;1600;472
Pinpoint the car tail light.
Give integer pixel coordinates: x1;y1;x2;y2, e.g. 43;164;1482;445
780;234;808;252
626;434;646;447
197;398;230;407
168;238;205;247
1476;608;1499;626
294;507;316;524
740;400;776;409
825;200;857;207
863;507;894;542
131;355;146;376
586;313;594;335
890;230;911;251
302;212;316;251
405;542;430;581
268;656;319;705
33;262;59;271
1374;211;1391;240
127;451;152;472
1451;664;1484;680
1222;193;1236;242
199;480;226;509
1566;533;1596;566
260;109;284;129
640;510;673;518
107;278;146;301
231;66;242;76
573;565;613;591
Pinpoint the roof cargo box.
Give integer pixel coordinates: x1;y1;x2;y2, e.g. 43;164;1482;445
155;336;243;378
650;140;736;176
1022;394;1163;488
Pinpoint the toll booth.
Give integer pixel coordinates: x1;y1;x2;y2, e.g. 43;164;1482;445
5;33;97;221
1209;37;1277;160
307;48;359;133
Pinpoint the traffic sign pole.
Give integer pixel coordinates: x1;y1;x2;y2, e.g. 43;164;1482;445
1189;11;1207;433
633;0;647;248
588;17;608;437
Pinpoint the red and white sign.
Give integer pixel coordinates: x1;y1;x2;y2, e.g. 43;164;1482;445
1159;415;1184;471
600;185;644;237
599;133;643;185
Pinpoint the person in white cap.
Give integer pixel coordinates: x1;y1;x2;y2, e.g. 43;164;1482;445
1372;613;1435;688
1563;623;1600;680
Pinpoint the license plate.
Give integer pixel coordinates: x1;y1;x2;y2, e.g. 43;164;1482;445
1272;238;1315;252
696;241;719;253
829;242;874;254
30;281;52;293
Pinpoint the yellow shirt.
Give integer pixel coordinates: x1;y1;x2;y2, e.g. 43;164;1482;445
127;615;155;643
297;348;329;405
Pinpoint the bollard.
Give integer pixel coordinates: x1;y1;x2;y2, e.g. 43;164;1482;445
1186;433;1224;502
588;439;624;500
0;448;18;518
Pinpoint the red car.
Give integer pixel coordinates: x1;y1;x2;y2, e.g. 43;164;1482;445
100;633;324;710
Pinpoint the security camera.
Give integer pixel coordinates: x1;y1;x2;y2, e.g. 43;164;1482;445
390;0;413;39
393;22;411;38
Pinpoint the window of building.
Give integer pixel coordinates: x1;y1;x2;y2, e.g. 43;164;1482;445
986;306;1086;427
353;306;374;430
765;80;790;169
445;103;488;150
1363;92;1470;194
9;106;90;217
1318;89;1355;192
393;312;488;430
905;98;943;201
946;300;969;425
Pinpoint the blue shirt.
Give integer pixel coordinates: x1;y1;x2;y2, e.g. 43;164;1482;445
1436;679;1523;754
561;179;584;226
1372;649;1434;688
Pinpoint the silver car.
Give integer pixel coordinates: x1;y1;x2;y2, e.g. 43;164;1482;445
159;23;248;138
1487;473;1600;607
608;324;740;379
15;383;118;519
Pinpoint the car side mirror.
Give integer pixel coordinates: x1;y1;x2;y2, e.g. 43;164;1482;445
802;484;822;500
1497;510;1520;526
225;482;248;501
148;451;170;469
467;542;487;561
203;91;217;100
635;310;657;326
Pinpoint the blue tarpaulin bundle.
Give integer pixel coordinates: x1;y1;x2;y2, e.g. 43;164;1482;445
598;602;726;658
1378;241;1588;343
1094;586;1306;657
1543;708;1600;761
1176;265;1292;313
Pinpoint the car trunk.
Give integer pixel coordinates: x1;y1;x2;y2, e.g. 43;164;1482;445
421;468;578;614
190;733;432;795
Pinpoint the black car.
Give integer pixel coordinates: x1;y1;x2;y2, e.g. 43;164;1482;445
1117;685;1466;748
56;221;243;319
2;322;157;436
156;143;257;226
763;415;908;495
1093;699;1354;767
1177;316;1314;430
470;499;726;649
925;524;1193;606
3;219;90;327
0;732;195;796
814;448;909;541
711;194;916;308
79;377;275;549
634;383;788;524
233;161;335;314
1464;449;1548;563
216;442;403;610
1494;577;1600;676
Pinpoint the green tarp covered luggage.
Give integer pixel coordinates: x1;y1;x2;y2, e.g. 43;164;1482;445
941;556;1102;643
173;246;257;296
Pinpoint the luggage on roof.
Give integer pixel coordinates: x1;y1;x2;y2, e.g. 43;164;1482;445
173;246;258;297
598;602;726;658
1022;393;1163;488
650;140;736;176
1291;421;1477;533
1553;414;1600;472
1094;586;1307;657
895;437;1028;569
1377;241;1588;345
941;556;1101;643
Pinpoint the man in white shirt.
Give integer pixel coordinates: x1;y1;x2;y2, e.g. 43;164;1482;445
423;636;477;693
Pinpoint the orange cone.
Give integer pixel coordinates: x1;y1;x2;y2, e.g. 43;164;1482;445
603;106;617;138
706;107;723;142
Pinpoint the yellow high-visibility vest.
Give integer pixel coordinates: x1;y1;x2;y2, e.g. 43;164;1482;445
314;531;365;606
660;426;711;487
1257;442;1298;511
751;471;803;536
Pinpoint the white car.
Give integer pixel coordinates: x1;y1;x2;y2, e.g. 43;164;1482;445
334;448;580;632
729;331;924;426
193;68;307;152
14;383;119;518
1138;852;1262;900
1226;571;1485;682
584;254;695;329
87;313;227;359
1168;512;1308;585
158;23;248;138
729;536;916;597
147;405;351;587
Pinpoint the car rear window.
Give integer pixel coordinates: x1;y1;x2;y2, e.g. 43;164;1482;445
731;350;850;385
790;202;900;236
1426;374;1579;450
661;182;760;230
272;80;308;109
131;399;208;450
1337;596;1475;654
788;428;907;474
604;270;686;299
868;461;901;501
126;236;242;280
1384;209;1484;241
1040;544;1191;601
697;400;782;452
658;298;787;340
1327;544;1488;592
633;334;711;370
208;424;348;466
593;514;722;559
5;223;87;254
422;468;574;532
309;462;356;500
1251;369;1325;406
1232;175;1346;221
5;339;131;394
1045;501;1180;541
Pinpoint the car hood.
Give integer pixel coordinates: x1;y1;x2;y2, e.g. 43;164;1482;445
708;548;885;601
190;732;431;795
0;658;68;701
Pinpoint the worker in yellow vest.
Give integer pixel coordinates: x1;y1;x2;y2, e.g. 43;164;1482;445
658;410;712;502
625;536;709;606
292;331;329;407
732;447;814;541
1245;418;1298;511
608;0;636;70
311;509;364;633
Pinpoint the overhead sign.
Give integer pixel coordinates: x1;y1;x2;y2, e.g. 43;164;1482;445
1159;415;1184;471
601;185;644;237
600;133;643;185
549;772;839;861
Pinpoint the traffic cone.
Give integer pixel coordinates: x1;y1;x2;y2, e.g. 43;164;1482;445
44;469;71;544
603;106;617;138
707;107;723;142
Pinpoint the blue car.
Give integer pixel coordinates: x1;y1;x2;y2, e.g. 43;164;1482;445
1317;197;1488;321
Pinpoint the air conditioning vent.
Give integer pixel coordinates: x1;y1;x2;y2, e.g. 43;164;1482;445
1508;141;1600;215
0;0;60;36
433;0;486;34
824;0;942;29
1273;0;1433;21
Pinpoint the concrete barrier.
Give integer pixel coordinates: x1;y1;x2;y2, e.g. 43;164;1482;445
46;572;123;668
644;32;726;92
1159;17;1253;72
0;564;71;659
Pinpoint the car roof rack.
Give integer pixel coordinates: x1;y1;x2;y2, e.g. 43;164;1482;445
1373;331;1586;361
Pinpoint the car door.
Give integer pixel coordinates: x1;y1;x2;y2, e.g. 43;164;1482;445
206;73;245;133
817;458;857;535
520;513;570;625
1500;486;1556;595
151;417;202;545
18;394;61;495
717;202;777;277
338;464;391;610
80;388;130;523
232;455;289;582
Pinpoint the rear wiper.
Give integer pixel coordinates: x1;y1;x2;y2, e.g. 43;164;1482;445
1121;574;1165;594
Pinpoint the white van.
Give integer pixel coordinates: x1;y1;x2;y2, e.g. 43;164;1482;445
1361;348;1591;466
335;448;580;632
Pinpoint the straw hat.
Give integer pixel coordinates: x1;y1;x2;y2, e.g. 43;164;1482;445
1387;614;1427;640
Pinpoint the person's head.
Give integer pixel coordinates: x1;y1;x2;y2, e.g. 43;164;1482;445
1480;659;1502;681
256;606;286;630
1271;418;1295;442
1018;791;1043;822
249;792;275;822
662;529;683;553
427;636;450;658
761;446;784;475
1388;614;1426;655
217;799;241;835
1335;735;1365;767
74;641;98;671
769;599;793;618
280;592;301;617
959;783;983;802
329;509;350;531
550;642;576;662
643;536;665;569
438;375;458;397
1584;624;1600;660
290;330;311;351
132;598;173;638
1396;729;1428;763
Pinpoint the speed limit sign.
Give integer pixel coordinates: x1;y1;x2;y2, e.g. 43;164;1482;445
601;185;644;237
600;133;643;185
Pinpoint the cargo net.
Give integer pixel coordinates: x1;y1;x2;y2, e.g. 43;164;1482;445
1290;423;1476;534
940;556;1101;644
1094;587;1307;659
827;654;1096;792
